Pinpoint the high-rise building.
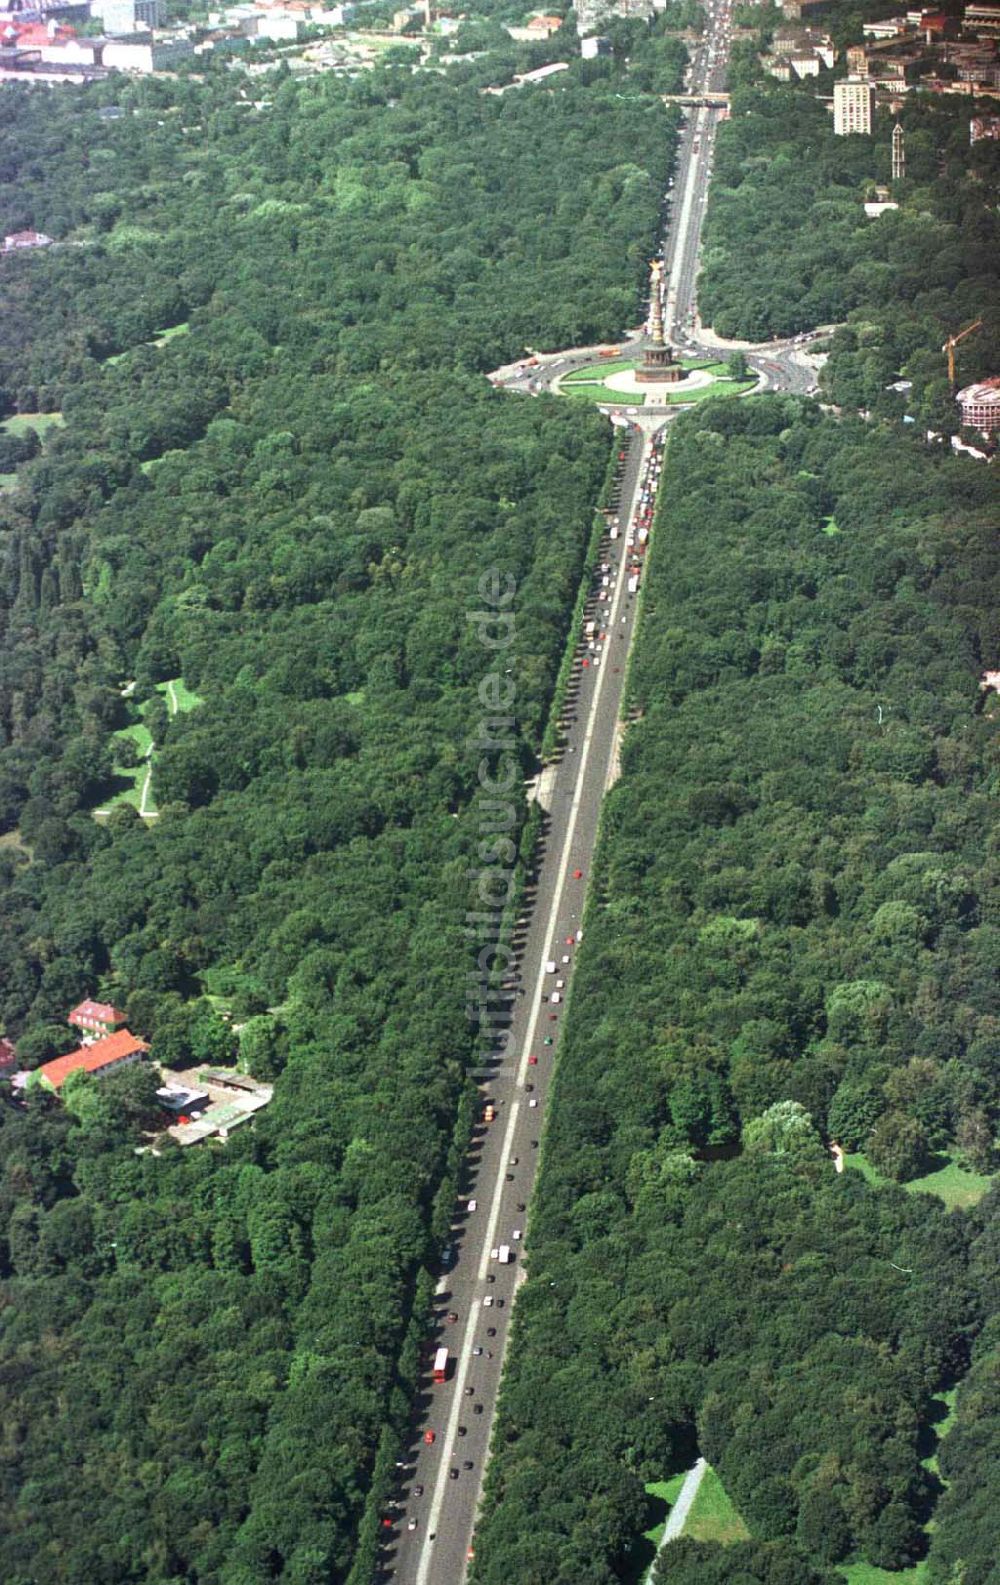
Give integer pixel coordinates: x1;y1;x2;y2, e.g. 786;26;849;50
834;78;875;135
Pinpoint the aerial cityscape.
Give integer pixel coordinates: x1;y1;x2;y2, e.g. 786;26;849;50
0;0;998;1581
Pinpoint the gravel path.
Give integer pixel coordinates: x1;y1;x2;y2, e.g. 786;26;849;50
646;1458;708;1583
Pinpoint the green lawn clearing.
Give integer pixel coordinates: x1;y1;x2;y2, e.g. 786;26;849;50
116;721;153;757
620;1474;687;1585
105;323;190;366
0;829;32;858
563;380;644;404
558;357;756;408
1;411;64;437
153;322;190;346
682;1465;750;1545
91;679;201;821
844;1151;993;1210
658;376;756;405
563;357;639;382
839;1563;927;1585
0;473;18;492
822;515;840;535
159;676;203;715
921;1388;957;1477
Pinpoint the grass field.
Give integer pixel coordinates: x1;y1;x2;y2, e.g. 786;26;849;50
106;323;190;366
0;473;17;492
620;1473;687;1584
563;380;644;404
563;356;731;385
1;411;65;437
559;357;755;407
844;1151;993;1210
92;678;202;820
682;1466;750;1545
160;676;203;715
839;1562;927;1585
153;322;190;346
623;1466;749;1583
822;515;841;535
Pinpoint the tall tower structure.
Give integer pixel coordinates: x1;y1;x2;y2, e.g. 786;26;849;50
636;260;683;384
892;121;905;182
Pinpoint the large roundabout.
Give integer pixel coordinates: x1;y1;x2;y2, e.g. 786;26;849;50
553;353;757;408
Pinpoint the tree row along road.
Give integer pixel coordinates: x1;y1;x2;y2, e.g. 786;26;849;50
385;8;738;1583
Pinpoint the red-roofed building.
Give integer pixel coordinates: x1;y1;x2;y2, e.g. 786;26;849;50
2;229;53;253
0;1038;16;1071
68;999;128;1038
38;1030;150;1092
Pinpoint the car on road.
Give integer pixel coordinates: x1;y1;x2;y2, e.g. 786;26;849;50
449;1468;459;1480
413;1484;424;1497
473;1346;483;1356
529;1097;538;1107
483;1295;494;1307
407;1518;417;1532
463;1461;474;1471
512;1229;522;1240
424;1430;435;1445
445;1311;458;1324
486;1326;496;1336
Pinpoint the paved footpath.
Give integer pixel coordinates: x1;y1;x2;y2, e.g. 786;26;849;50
647;1458;708;1583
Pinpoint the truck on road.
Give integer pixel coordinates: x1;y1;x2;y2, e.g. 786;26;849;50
433;1347;449;1383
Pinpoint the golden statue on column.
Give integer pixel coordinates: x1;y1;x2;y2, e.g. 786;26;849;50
636;258;682;383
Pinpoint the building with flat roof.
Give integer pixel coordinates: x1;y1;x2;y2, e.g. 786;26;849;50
91;0;162;32
965;2;1000;36
957;377;1000;433
102;33;192;68
834;77;875;133
971;112;1000;139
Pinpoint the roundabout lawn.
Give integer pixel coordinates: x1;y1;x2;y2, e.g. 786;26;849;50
559;356;756;407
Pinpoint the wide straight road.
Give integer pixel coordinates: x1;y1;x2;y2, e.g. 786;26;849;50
383;425;662;1585
382;8;738;1583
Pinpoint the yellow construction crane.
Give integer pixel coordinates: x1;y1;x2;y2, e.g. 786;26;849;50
942;318;983;388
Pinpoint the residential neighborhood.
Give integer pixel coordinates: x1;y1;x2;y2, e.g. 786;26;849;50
763;2;1000;100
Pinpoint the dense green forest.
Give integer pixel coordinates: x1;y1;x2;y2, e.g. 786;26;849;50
698;62;1000;430
0;27;687;1584
470;397;1000;1584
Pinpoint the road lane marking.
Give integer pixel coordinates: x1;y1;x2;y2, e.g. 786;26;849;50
415;1105;521;1585
416;434;657;1585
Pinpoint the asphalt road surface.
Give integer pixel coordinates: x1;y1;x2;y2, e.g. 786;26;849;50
383;9;740;1583
382;426;659;1585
